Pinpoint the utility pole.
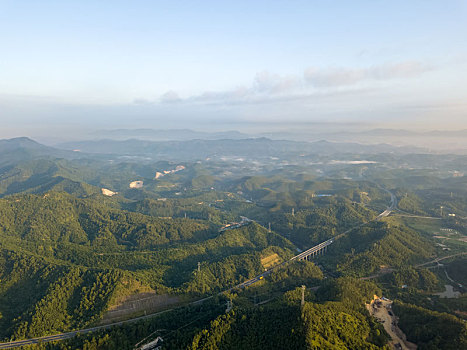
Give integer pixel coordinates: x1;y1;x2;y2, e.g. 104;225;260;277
226;299;232;313
301;285;306;307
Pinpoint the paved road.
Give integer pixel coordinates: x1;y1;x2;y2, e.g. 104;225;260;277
377;188;397;219
226;186;398;290
392;214;442;220
290;238;334;261
361;251;467;281
0;308;178;349
415;252;467;267
360;267;395;280
0;187;398;349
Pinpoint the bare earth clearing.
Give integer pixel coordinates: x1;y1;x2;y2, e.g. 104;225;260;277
367;299;417;350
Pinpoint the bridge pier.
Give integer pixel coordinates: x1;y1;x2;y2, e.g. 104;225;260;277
297;240;333;261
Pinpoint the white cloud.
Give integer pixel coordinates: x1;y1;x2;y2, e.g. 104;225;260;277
253;71;301;94
133;98;153;105
304;61;432;87
160;90;181;103
189;71;301;105
150;61;432;107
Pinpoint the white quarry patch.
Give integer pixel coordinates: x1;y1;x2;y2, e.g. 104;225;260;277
154;165;186;179
101;188;117;196
129;181;144;189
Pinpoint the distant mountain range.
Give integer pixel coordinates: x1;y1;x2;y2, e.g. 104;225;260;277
57;137;428;160
332;128;467;137
258;128;467;141
0;137;79;165
4;135;466;168
89;127;467;140
89;128;249;141
78;128;467;153
258;128;467;153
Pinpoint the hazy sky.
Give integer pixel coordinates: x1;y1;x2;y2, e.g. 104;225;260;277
1;0;467;137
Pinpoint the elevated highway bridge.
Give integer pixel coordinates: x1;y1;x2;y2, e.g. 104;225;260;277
0;188;397;349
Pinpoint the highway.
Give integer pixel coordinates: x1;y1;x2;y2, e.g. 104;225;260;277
392;214;442;220
376;189;397;219
0;308;177;349
415;252;467;268
0;187;398;349
290;238;334;261
228;187;398;290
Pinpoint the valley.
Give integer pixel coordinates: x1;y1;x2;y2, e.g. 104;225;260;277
0;137;465;349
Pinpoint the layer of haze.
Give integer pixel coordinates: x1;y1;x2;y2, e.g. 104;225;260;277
1;0;467;139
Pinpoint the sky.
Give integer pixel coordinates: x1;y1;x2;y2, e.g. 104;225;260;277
1;0;467;138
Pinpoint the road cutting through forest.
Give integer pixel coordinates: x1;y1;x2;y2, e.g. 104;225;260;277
367;298;417;350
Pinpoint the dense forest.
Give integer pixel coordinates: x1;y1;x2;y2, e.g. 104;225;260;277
20;278;387;350
0;249;123;340
332;221;434;276
0;138;465;349
393;301;467;349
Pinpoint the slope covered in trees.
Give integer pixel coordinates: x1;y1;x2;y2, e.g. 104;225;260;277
325;221;434;277
0;192;213;248
0;249;124;340
393;301;467;349
185;278;387;350
0;138;464;348
0;194;296;339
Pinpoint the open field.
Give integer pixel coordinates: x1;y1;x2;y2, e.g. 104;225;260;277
261;253;281;269
399;217;442;235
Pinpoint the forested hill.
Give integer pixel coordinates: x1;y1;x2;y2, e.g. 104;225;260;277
0;137;464;349
0;160;100;198
0;249;124;340
0;137;79;165
329;221;435;277
184;278;388;350
0;192;298;340
0;192;213;248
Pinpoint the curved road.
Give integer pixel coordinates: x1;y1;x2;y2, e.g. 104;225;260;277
415;252;467;267
0;187;398;349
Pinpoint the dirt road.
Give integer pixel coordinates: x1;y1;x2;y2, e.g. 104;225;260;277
367;299;417;350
